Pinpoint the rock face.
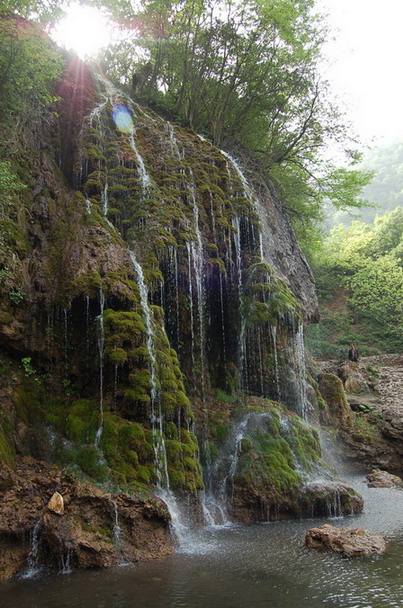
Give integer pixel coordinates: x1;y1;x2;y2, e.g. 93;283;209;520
366;469;403;488
305;524;386;557
0;48;318;501
0;459;173;580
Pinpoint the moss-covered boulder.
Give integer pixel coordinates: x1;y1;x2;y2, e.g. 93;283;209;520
318;373;352;429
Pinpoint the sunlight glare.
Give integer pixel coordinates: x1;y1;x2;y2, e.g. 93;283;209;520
52;4;111;59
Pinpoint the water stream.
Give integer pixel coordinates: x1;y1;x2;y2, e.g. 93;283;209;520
3;468;402;607
95;284;105;446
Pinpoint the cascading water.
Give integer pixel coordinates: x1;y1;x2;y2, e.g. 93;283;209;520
128;251;161;466
21;520;42;579
95;284;105;446
294;322;308;419
128;249;189;544
128;127;151;193
187;171;206;398
232;214;247;391
85;76;192;545
270;325;281;401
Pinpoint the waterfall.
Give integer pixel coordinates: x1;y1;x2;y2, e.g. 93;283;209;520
110;499;129;565
128;127;151;193
232;214;247;392
270;325;281;401
129;252;158;418
203;413;254;526
168;122;181;158
186;242;196;377
294;322;308;419
188;172;206;398
60;550;73;574
21;520;42;579
218;272;226;366
95;284;105;446
88;92;109;128
129;251;185;538
85;198;92;214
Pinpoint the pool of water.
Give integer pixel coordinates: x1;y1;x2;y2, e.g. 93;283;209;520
1;472;402;608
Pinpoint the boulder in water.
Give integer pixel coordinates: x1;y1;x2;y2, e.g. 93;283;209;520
305;523;386;557
366;469;403;488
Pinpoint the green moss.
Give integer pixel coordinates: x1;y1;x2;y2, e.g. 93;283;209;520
165;421;179;440
161;391;177;412
108;347;128;365
70;272;102;297
214;388;236;404
167;467;186;487
65;415;87;443
211;423;230;442
77;445;109;482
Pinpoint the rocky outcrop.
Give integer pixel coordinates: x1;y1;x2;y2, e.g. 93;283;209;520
0;458;173;580
305;524;386;557
315;356;403;476
366;469;403;488
300;481;363;517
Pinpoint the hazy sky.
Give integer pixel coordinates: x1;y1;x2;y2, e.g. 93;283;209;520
318;0;403;147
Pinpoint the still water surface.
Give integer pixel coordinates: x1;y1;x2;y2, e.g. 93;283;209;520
1;473;402;608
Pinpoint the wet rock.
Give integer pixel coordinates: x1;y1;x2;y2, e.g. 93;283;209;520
366;469;403;488
300;481;364;517
0;458;174;579
305;524;386;557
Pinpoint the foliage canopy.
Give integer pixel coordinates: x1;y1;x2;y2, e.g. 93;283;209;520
308;207;403;357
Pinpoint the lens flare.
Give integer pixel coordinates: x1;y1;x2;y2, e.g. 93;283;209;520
112;105;133;133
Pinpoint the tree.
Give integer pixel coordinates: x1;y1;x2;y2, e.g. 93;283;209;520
95;0;370;235
0;1;63;23
0;17;63;152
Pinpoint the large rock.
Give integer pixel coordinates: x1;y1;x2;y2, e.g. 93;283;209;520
300;481;364;517
305;524;386;557
0;458;174;579
366;469;403;488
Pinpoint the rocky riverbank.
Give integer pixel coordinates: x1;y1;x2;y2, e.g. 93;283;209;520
316;355;403;475
0;458;173;580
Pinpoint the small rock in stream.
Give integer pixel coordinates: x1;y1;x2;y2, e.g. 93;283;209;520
305;523;386;557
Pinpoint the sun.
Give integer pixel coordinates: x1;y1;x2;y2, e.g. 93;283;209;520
51;3;112;59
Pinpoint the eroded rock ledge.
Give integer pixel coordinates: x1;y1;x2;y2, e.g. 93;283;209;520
0;458;173;580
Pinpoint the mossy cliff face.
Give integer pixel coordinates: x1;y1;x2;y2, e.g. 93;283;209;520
0;44;319;554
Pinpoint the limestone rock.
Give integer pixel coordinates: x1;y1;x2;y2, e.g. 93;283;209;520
366;469;403;488
47;492;64;515
305;524;386;557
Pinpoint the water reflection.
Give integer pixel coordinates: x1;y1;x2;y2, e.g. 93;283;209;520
1;473;402;608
